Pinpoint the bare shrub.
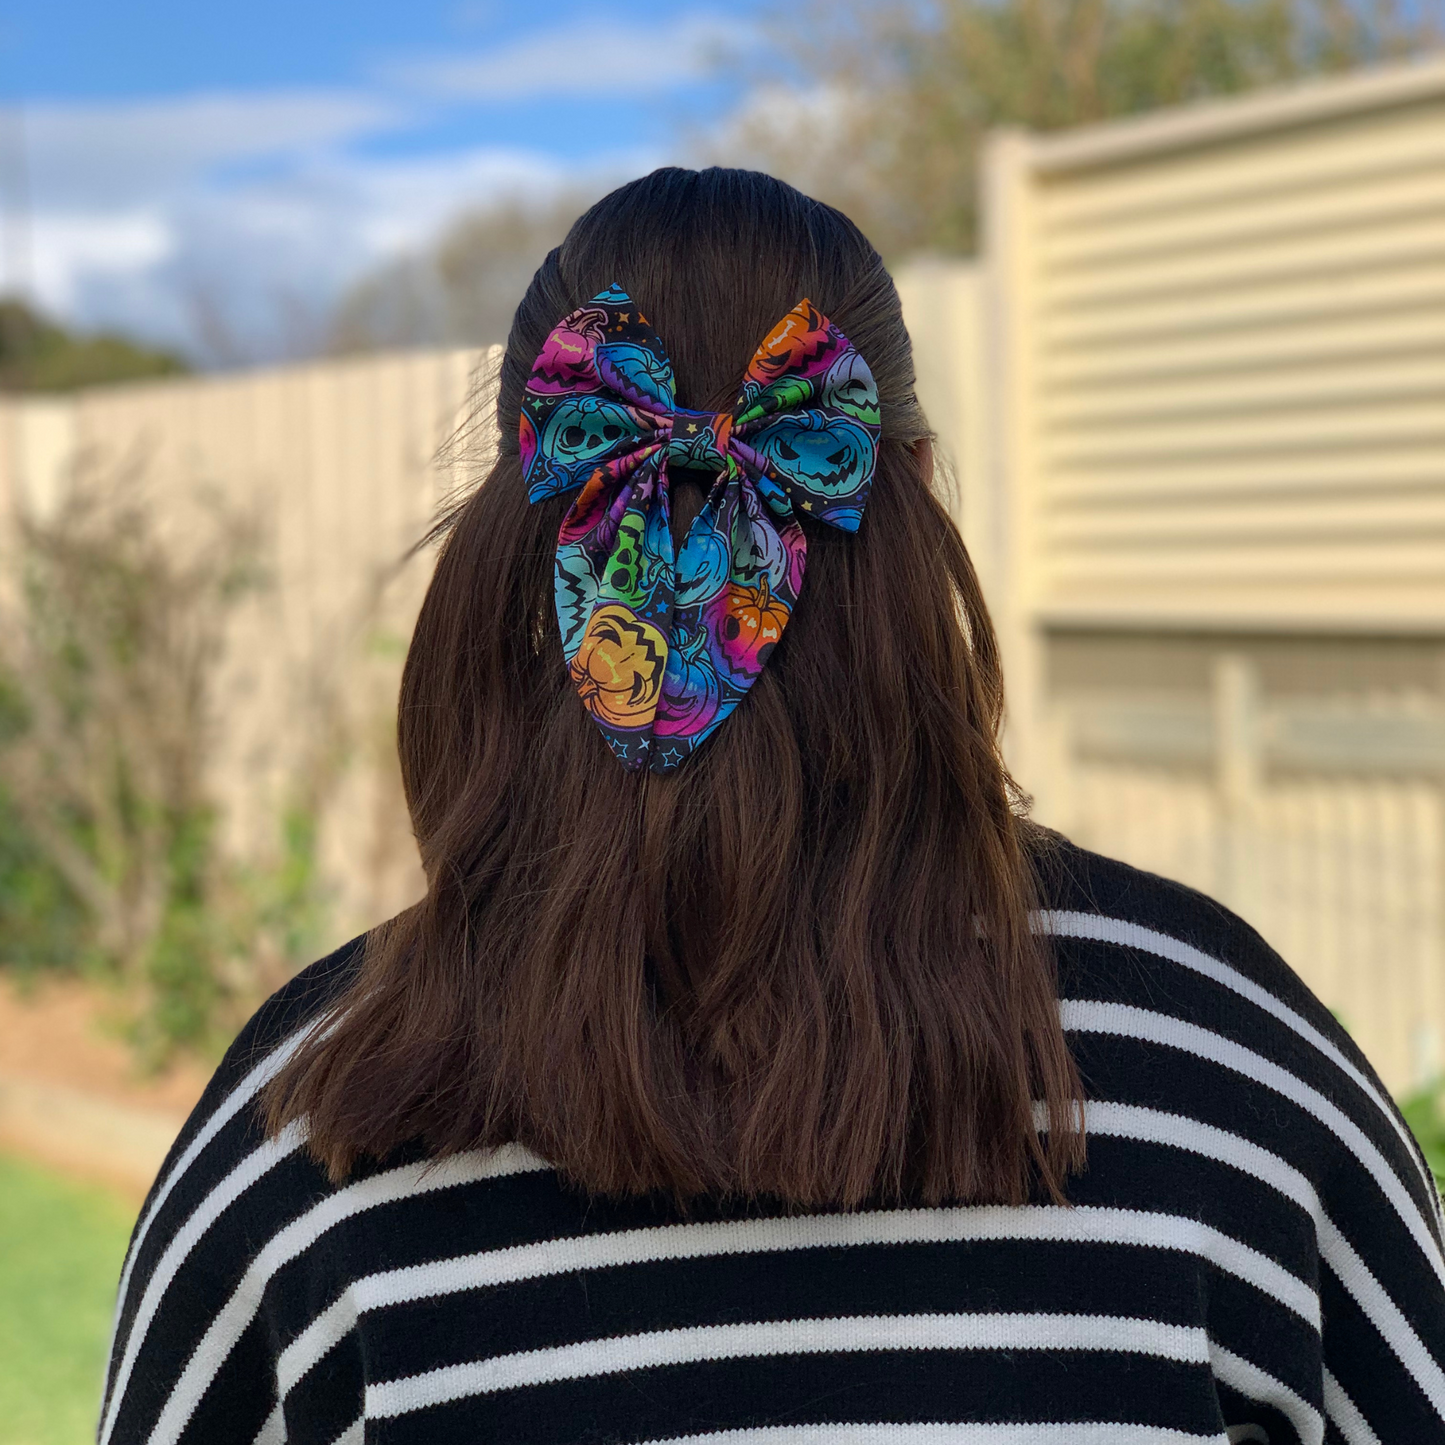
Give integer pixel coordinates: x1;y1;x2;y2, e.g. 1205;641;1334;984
0;456;352;1062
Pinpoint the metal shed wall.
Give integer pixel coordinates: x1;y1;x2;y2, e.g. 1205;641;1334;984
970;58;1445;1090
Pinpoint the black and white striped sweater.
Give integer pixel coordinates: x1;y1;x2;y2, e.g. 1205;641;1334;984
101;841;1445;1445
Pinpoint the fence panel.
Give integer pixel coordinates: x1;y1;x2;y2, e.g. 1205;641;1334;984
0;347;498;943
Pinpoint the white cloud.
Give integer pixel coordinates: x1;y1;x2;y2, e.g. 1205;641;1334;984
12;87;573;353
388;12;738;100
28;211;175;312
331;146;578;253
31;138;654;362
708;77;855;156
19;90;403;210
5;10;745;360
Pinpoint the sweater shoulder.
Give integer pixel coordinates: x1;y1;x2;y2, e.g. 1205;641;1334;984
102;938;367;1441
1029;830;1445;1240
1033;827;1267;960
219;933;366;1082
1028;829;1378;1082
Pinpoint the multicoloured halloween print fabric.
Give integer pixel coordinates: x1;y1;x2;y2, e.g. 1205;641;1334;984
521;284;880;773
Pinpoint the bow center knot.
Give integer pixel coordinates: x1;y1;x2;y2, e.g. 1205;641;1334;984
665;407;734;472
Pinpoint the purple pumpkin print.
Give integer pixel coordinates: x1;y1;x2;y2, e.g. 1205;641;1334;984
529;307;608;395
655;626;721;737
781;518;807;597
732;500;792;594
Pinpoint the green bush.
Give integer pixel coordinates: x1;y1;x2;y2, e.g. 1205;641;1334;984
0;300;186;392
0;789;89;978
1399;1079;1445;1193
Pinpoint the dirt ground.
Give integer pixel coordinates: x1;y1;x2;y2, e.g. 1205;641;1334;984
0;977;211;1202
0;977;210;1114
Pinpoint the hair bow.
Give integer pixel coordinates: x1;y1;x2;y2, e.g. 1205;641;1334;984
520;283;880;772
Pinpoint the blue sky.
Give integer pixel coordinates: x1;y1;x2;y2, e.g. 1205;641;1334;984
0;1;773;358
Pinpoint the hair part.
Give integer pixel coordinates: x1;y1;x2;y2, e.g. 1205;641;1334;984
264;166;1085;1209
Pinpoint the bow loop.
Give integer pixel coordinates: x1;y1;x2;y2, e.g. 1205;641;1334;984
521;286;880;772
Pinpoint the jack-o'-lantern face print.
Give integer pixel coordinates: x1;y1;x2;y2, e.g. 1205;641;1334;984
707;577;791;681
568;604;667;729
730;504;791;593
540;395;640;471
755;412;875;511
674;509;730;608
527;307;607;395
603;509;669;611
745;302;837;390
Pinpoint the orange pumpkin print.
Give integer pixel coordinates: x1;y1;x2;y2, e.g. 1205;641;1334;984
746;301;831;388
568;604;667;728
708;576;791;680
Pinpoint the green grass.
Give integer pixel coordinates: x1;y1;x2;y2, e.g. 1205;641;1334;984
0;1153;135;1445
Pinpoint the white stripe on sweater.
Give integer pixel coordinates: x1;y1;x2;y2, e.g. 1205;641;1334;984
104;1018;321;1408
1039;910;1443;1227
251;1401;285;1445
1062;998;1445;1293
1323;1366;1384;1445
99;1120;307;1445
265;1201;1312;1417
359;1203;1315;1319
1320;1215;1445;1419
1073;1101;1320;1217
1081;1101;1445;1423
279;1293;359;1398
1209;1342;1323;1445
365;1312;1210;1417
248;1292;362;1442
142;1144;549;1445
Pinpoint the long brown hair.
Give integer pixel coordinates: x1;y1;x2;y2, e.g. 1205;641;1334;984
265;166;1084;1209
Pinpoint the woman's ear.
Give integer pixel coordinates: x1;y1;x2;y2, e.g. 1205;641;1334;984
913;437;935;487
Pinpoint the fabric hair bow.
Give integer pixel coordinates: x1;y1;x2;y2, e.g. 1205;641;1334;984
520;283;881;772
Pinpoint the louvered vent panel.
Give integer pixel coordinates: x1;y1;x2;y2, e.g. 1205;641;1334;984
1029;98;1445;627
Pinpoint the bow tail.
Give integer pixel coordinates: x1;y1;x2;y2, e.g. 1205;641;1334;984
554;459;676;770
649;465;808;774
